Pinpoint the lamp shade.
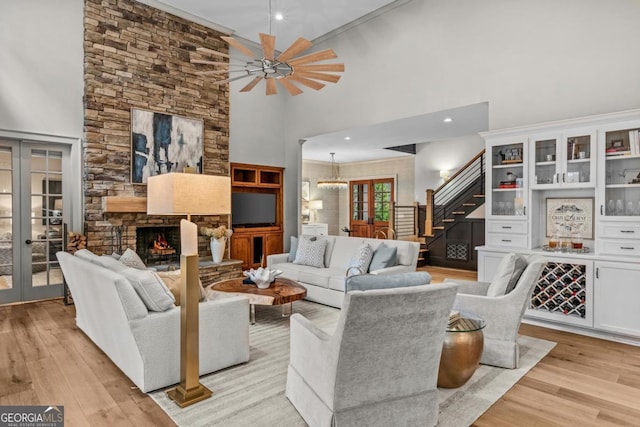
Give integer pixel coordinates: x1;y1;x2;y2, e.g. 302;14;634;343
308;200;323;210
147;173;231;216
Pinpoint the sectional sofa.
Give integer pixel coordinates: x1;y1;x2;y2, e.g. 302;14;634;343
267;235;420;308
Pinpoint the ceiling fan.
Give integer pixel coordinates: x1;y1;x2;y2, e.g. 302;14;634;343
191;33;345;96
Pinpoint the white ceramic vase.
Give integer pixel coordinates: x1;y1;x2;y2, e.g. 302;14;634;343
210;237;226;263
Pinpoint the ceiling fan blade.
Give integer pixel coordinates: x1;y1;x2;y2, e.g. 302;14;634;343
259;33;276;60
289;74;325;91
288;49;337;66
221;36;256;59
278;78;303;96
294;63;345;72
293;70;341;83
277;37;313;63
196;46;230;59
240;76;262;92
266;78;277;95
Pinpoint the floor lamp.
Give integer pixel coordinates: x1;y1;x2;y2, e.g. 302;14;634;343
147;172;231;407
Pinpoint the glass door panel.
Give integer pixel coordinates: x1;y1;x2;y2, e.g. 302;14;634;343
564;134;592;184
604;128;640;218
532;138;558;186
25;147;65;299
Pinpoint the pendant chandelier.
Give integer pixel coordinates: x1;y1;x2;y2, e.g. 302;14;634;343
191;0;344;96
317;153;348;190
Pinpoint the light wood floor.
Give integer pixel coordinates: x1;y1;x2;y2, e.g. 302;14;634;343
1;266;639;426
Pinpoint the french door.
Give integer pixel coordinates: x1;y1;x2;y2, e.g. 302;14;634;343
349;178;394;238
0;139;69;304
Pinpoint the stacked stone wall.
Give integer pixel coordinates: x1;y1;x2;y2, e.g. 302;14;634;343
83;0;230;256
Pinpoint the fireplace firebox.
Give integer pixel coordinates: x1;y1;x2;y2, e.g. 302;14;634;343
136;226;180;265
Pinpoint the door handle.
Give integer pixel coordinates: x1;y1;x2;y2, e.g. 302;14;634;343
25;239;33;244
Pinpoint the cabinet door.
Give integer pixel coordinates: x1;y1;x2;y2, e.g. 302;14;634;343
531;134;561;189
264;232;283;258
560;130;596;188
487;138;528;219
600;124;640;220
230;234;252;270
594;262;640;337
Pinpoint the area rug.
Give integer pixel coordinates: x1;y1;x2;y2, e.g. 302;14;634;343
150;301;555;427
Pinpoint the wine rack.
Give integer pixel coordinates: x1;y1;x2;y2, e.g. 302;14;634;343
530;262;586;318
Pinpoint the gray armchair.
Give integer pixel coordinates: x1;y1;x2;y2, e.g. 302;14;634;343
444;255;545;369
286;282;458;427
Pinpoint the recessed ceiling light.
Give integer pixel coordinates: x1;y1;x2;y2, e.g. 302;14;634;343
443;117;453;123
344;136;351;140
274;12;284;21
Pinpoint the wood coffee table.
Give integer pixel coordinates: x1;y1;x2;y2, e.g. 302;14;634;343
209;277;307;324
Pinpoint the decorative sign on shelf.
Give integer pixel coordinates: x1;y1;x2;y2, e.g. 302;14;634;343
546;197;594;239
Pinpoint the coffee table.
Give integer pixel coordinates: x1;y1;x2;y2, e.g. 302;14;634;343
208;277;307;324
437;313;486;388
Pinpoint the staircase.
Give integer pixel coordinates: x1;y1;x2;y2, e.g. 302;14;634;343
423;150;486;270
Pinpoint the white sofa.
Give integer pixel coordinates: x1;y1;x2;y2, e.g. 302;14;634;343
267;235;420;308
57;251;250;392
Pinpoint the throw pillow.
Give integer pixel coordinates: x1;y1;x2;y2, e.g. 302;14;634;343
368;243;398;272
156;270;206;306
119;248;146;270
346;271;432;292
74;248;101;262
347;244;374;277
486;253;528;297
95;254;129;273
288;236;299;262
293;236;327;268
120;267;175;311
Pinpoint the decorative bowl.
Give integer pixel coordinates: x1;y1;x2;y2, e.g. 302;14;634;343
243;267;283;289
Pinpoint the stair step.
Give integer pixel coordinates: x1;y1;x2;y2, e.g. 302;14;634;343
462;203;477;207
473;194;485;198
419;248;429;253
452;211;466;215
443;218;455;223
432;226;445;230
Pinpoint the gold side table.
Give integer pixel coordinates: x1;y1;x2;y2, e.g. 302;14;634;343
437;314;486;388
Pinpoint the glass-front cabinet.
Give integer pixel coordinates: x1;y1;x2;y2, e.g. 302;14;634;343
601;126;640;218
530;129;596;189
488;139;527;218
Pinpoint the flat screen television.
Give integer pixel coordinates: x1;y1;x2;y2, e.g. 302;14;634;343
232;192;277;227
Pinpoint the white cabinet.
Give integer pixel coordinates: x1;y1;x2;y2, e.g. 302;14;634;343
530;129;596;189
478;109;640;344
485;137;529;250
594;261;640;337
301;223;328;236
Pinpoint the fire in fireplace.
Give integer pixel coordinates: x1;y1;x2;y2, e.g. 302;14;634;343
136;227;180;265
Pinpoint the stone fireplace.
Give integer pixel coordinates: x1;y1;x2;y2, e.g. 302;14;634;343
82;0;230;257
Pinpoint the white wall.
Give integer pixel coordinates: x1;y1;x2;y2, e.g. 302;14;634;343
0;0;84;138
414;134;485;201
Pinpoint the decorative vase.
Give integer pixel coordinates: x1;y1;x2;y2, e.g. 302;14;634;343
210;237;226;263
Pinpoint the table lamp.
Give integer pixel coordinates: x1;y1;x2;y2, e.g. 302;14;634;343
147;172;231;407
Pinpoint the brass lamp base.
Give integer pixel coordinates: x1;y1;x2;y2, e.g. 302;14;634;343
166;383;212;408
166;253;212;408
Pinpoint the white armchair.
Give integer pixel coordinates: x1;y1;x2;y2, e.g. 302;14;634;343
286;282;458;427
445;255;546;369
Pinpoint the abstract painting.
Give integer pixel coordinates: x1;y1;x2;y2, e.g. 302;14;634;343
131;108;203;183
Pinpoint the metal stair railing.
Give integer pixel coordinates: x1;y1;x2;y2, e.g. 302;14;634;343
425;150;485;236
